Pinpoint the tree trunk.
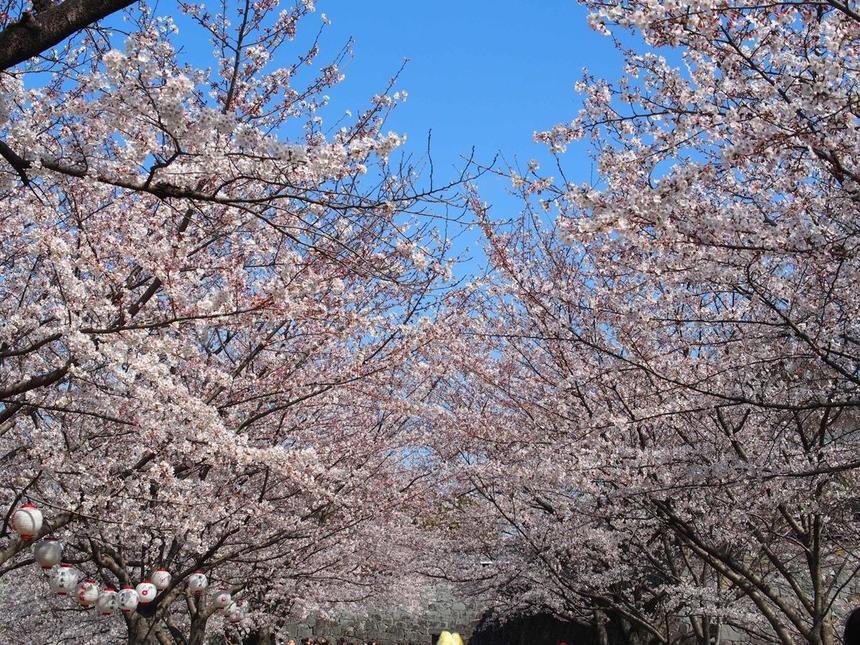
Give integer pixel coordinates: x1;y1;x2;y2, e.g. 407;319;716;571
188;616;209;645
127;615;152;645
594;609;610;645
243;629;274;645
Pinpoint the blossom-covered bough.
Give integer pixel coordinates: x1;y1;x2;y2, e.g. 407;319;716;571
433;1;860;644
0;0;473;642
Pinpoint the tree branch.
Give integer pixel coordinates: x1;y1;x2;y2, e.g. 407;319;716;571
0;0;137;71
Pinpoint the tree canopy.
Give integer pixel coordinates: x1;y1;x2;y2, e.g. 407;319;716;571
0;1;857;644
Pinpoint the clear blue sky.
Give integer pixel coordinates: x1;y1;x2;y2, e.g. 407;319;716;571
311;1;622;222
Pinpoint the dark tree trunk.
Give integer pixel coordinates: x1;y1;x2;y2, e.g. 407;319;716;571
243;628;274;645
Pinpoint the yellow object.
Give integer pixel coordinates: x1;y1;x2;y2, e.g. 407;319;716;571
437;631;455;645
452;633;465;645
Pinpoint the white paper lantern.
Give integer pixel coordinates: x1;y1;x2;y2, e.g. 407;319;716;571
187;571;208;595
225;601;245;623
50;563;77;596
96;587;118;616
135;580;157;604
151;568;171;591
12;503;42;540
33;539;62;570
212;588;232;609
78;579;99;608
118;586;139;613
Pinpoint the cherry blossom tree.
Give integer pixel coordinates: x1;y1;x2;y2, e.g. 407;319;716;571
433;2;860;644
0;0;470;642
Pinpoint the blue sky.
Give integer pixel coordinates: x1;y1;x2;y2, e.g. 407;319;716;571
311;1;622;224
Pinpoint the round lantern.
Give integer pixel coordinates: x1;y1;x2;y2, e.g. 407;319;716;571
96;587;118;616
33;539;62;570
151;568;171;591
212;588;232;609
118;586;139;613
12;503;42;540
187;571;208;595
78;579;99;608
135;580;157;604
225;601;245;623
50;563;77;596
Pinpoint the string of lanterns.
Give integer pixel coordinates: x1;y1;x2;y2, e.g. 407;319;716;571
11;503;249;623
